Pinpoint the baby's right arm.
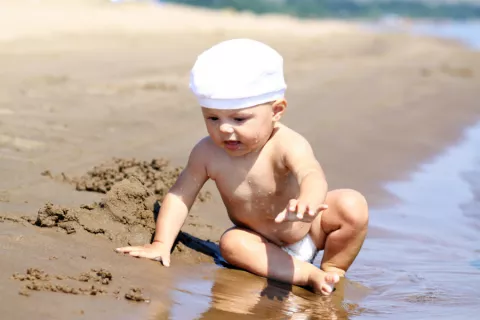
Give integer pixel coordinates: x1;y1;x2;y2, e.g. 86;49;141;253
115;139;210;266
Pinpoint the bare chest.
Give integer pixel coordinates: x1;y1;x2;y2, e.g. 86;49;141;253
209;154;297;209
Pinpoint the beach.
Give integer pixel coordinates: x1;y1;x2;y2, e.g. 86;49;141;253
1;1;480;319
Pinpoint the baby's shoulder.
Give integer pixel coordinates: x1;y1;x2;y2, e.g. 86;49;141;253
194;135;215;149
189;136;223;163
191;136;217;156
271;124;311;149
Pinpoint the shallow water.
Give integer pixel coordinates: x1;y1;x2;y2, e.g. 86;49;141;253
349;21;480;319
410;21;480;49
352;121;480;319
369;19;480;50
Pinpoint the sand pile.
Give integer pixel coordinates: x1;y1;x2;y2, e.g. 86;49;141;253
42;157;211;202
24;176;220;264
27;176;158;246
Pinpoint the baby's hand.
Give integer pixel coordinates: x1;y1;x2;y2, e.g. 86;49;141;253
115;241;171;267
275;199;328;223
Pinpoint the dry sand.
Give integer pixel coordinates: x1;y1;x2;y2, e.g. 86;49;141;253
1;0;480;319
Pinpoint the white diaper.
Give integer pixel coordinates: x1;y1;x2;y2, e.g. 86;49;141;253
282;234;318;263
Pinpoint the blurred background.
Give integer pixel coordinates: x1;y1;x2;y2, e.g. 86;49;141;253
157;0;480;20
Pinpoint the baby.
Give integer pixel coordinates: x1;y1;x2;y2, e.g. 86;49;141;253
116;39;369;295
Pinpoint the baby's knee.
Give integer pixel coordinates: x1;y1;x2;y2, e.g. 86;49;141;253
336;189;369;228
219;228;244;260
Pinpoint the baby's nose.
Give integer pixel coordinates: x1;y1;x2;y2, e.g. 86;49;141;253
219;123;234;134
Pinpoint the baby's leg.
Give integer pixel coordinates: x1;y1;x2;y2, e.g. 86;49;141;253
220;228;339;295
310;189;369;276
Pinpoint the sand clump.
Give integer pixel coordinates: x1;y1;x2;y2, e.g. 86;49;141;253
12;267;150;302
26;176;158;246
77;268;113;285
124;287;150;303
24;176;221;264
0;215;25;224
13;267;111;297
42;157;211;202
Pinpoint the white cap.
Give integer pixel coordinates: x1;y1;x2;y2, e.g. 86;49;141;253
189;39;287;110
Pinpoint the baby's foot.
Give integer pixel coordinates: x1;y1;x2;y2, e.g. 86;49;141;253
308;270;340;295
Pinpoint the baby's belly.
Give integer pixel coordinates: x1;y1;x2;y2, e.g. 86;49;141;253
222;179;306;245
258;220;311;246
228;208;311;246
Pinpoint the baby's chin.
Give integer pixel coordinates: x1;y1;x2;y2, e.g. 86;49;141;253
221;143;252;156
223;146;248;156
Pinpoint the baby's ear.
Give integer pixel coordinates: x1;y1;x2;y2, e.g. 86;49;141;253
272;99;287;121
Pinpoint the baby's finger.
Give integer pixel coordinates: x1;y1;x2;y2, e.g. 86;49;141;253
288;199;298;213
296;203;307;220
129;250;146;258
153;254;171;267
162;256;171;267
275;209;288;223
115;246;139;253
317;204;329;213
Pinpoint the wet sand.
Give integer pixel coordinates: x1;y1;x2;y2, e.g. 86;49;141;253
1;1;480;319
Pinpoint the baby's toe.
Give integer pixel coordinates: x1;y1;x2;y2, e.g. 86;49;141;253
326;273;340;284
321;273;340;295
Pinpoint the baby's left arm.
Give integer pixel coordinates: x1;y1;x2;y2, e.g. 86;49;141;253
275;134;328;222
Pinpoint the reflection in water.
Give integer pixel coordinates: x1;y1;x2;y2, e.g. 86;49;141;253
354;121;480;319
164;265;368;320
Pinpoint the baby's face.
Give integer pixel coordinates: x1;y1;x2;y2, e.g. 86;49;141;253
201;103;276;156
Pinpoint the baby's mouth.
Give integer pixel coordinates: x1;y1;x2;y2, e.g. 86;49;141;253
224;140;241;150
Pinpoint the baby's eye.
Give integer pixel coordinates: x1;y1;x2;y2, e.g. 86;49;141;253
234;118;245;122
208;117;219;121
